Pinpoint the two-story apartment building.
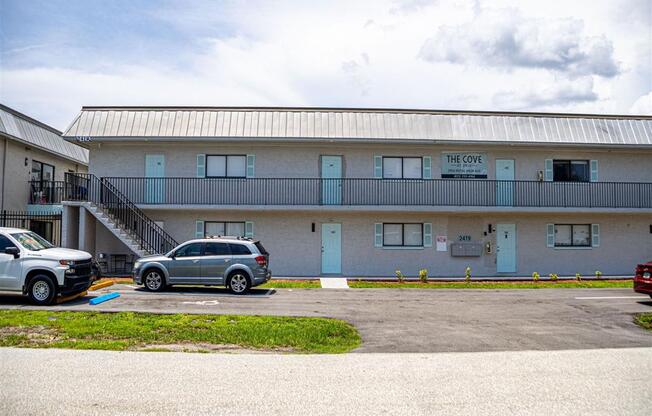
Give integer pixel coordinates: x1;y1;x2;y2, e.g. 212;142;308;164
59;107;652;277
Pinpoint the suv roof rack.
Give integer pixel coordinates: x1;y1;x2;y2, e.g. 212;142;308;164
205;235;253;241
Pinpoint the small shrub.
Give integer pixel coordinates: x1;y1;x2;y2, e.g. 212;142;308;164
465;267;471;283
395;270;404;284
576;273;582;282
532;272;540;282
418;269;428;283
549;273;558;281
595;270;602;279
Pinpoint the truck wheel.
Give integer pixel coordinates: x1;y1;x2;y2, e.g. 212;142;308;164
143;269;166;292
227;272;251;295
27;275;57;306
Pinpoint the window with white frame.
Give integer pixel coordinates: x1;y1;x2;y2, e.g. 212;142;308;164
205;221;245;237
553;160;589;182
554;224;591;247
206;155;246;178
382;223;423;247
382;157;422;179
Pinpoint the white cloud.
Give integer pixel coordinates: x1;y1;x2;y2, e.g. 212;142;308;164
419;7;620;78
630;91;652;115
493;76;598;110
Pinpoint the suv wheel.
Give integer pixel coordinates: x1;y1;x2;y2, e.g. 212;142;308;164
228;272;251;295
27;275;57;305
143;269;166;292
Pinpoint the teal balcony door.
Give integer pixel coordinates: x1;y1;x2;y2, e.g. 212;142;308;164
496;159;514;206
321;156;342;205
145;154;165;204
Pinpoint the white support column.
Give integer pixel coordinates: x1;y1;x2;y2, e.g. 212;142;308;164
61;204;79;249
78;206;96;254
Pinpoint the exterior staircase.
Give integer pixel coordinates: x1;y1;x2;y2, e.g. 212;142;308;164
65;173;178;257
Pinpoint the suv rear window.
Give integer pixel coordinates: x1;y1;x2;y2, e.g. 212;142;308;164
254;242;268;255
229;244;251;255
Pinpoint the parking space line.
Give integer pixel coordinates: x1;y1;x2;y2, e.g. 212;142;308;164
116;290;273;298
574;296;649;300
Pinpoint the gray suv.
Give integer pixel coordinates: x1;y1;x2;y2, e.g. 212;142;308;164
132;237;271;294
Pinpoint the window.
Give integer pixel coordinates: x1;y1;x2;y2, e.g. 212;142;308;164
206;155;246;178
382;157;422;179
10;232;54;251
205;222;245;237
553;160;589;182
229;244;251;255
204;242;230;256
174;243;203;257
554;224;591;247
31;160;55;182
0;235;17;250
382;223;423;247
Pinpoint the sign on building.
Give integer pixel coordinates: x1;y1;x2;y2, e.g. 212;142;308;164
441;152;488;178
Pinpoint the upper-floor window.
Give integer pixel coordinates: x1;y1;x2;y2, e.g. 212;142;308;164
383;157;422;179
382;223;423;247
206;155;246;178
553;160;589;182
205;221;245;237
554;224;591;247
31;160;55;182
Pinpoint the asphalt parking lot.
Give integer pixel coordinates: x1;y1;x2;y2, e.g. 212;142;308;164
1;285;651;353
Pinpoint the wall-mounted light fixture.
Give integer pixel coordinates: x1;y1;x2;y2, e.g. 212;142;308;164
24;157;28;167
311;222;316;232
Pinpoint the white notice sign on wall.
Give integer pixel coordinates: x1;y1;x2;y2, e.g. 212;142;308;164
436;235;447;252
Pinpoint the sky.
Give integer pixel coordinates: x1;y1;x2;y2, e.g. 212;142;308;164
1;0;651;130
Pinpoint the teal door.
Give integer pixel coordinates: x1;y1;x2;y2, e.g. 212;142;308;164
496;159;514;206
321;156;342;205
145;154;165;204
496;223;516;273
321;223;342;274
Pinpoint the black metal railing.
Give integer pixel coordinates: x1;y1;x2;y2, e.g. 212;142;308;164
29;180;65;204
64;173;178;254
101;177;652;208
0;210;62;246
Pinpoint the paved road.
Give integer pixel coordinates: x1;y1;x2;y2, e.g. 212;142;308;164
1;286;651;352
1;347;650;416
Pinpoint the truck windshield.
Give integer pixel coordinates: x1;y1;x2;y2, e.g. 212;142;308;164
10;232;54;251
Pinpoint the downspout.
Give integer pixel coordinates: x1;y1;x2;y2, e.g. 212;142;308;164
1;137;7;211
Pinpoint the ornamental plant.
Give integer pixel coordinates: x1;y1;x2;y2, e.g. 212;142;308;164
595;270;602;279
576;273;582;282
532;272;540;282
549;273;558;281
418;269;428;283
395;269;405;284
465;267;471;283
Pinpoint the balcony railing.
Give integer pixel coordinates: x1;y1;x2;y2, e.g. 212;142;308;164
100;177;652;208
29;181;65;204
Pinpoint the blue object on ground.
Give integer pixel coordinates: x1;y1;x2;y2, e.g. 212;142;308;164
89;292;120;305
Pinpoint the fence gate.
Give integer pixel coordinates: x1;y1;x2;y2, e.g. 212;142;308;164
0;211;62;246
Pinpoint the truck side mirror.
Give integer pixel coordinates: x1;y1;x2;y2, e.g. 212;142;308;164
4;247;19;259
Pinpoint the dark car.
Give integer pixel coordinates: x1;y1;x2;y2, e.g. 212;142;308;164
634;261;652;298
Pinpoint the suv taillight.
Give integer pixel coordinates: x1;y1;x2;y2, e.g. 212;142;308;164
255;255;267;267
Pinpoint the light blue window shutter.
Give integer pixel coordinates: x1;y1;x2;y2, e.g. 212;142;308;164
196;154;206;178
591;224;600;247
374;223;383;247
422;156;432;179
246;155;255;178
546;224;555;247
423;223;432;247
195;220;205;238
544;159;553;181
374;156;383;178
245;221;254;238
590;160;598;182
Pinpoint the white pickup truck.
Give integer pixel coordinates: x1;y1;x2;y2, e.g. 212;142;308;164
0;227;94;305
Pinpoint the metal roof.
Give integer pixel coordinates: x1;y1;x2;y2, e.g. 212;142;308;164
62;106;652;147
0;104;89;165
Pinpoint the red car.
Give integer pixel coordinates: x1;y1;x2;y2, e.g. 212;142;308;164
634;262;652;298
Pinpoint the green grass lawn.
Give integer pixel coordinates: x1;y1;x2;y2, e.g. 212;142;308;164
634;313;652;331
0;310;360;354
260;279;632;289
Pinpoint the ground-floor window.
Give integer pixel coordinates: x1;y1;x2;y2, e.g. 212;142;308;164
382;223;423;247
205;221;245;237
554;224;591;247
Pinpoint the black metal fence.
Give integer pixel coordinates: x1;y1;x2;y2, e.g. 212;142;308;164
28;181;66;204
102;177;652;208
0;210;62;246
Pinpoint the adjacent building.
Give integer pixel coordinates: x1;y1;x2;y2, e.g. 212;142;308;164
59;107;652;277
